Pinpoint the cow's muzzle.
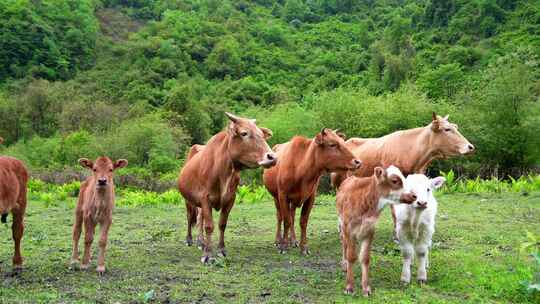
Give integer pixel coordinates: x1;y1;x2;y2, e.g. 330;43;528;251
258;152;277;168
97;178;108;187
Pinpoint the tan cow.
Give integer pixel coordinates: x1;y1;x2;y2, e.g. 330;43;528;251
70;156;128;274
0;137;28;272
337;166;416;296
331;113;474;240
263;129;361;255
178;113;277;263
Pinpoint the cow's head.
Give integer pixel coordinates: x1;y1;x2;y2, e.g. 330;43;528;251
404;174;445;209
315;128;362;172
430;112;475;157
375;165;416;205
225;112;277;169
79;156;128;190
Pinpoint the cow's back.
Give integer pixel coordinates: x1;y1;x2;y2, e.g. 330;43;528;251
0;157;28;213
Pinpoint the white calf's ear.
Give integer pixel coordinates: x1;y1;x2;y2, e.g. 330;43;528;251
431;176;446;189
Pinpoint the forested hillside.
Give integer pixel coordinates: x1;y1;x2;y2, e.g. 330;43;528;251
0;0;539;179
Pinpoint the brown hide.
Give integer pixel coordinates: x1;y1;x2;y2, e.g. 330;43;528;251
263;128;361;254
178;113;276;263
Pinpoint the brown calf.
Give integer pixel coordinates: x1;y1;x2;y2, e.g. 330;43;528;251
337;166;415;296
70;156;128;274
263;129;361;254
0;139;28;271
178;113;276;263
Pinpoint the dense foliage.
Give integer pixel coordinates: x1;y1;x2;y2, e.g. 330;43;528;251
0;0;539;179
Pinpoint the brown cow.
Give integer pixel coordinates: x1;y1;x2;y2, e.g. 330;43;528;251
263;129;361;255
331;113;474;240
0;138;28;272
337;166;416;296
178;112;276;263
70;156;128;274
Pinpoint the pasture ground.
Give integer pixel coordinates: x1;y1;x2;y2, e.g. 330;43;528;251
0;192;539;303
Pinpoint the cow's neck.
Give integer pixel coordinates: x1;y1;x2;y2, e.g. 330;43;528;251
395;127;438;174
92;185;113;209
298;141;326;186
211;132;237;180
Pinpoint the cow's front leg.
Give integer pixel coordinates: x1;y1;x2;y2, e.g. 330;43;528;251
81;219;96;270
344;234;357;294
289;205;298;247
277;192;290;254
360;236;373;297
12;208;25;271
273;198;282;246
299;196;314;255
400;242;414;284
217;202;233;258
200;203;214;264
71;208;83;269
96;219;111;275
416;245;429;284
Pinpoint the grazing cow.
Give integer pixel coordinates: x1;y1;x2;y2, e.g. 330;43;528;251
70;156;128;274
331;113;473;239
0;138;28;271
263;129;361;255
178;113;277;263
336;166;416;296
395;174;445;285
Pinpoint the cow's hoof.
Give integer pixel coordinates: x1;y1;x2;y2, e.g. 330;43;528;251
69;260;80;270
185;239;193;247
393;237;400;245
362;286;372;297
201;255;211;264
217;249;227;258
418;279;426;286
291;240;299;248
196;239;204;250
400;279;410;285
344;287;354;295
80;263;90;270
97;266;105;275
340;261;347;272
301;248;310;256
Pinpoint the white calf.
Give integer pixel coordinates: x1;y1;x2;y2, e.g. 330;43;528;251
394;174;445;284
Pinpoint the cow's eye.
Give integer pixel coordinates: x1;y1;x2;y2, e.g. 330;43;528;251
427;188;431;192
444;128;451;132
109;169;113;172
240;131;248;137
328;143;337;148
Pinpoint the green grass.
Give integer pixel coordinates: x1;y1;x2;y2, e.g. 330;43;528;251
0;192;539;303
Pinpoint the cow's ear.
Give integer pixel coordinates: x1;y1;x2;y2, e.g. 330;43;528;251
430;176;445;189
374;167;385;181
79;158;93;170
114;159;128;170
260;127;273;139
337;132;346;140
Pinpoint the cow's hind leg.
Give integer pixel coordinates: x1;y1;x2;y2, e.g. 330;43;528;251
11;207;25;271
273;197;282;246
391;205;399;243
185;202;197;246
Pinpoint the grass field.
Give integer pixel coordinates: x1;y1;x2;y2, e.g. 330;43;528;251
0;192;539;303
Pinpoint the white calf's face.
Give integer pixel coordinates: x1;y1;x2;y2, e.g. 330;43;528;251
405;174;445;209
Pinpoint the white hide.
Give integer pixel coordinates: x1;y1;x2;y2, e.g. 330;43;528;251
394;174;445;284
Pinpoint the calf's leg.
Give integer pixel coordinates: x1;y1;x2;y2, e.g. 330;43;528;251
344;235;358;294
96;219;111;275
400;242;414;284
416;245;429;284
71;209;83;267
81;220;96;270
360;235;374;297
